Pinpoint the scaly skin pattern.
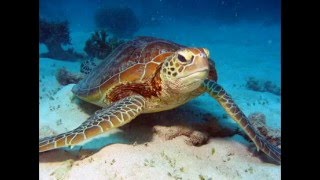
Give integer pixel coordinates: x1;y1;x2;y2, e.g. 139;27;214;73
202;79;281;164
39;95;145;152
39;36;280;164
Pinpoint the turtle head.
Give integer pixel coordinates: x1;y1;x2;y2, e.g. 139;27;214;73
161;48;210;93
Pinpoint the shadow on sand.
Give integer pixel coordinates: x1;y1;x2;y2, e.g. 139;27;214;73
40;99;265;163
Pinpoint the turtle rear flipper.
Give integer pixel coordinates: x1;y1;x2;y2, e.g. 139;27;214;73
39;95;145;152
203;79;281;164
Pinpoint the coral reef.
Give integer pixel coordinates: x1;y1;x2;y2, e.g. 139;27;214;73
247;112;281;147
40;18;83;61
153;125;209;146
56;68;84;85
151;113;238;147
84;30;125;60
246;77;281;95
94;7;140;38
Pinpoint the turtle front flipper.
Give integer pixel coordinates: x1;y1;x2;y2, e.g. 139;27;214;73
202;79;281;164
39;95;145;152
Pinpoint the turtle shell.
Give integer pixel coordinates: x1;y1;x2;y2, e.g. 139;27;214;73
72;36;184;105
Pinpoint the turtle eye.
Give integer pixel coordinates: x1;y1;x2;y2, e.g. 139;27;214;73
178;54;187;63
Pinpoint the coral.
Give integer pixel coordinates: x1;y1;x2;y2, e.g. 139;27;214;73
94;7;140;38
187;131;209;146
150;111;238;147
264;80;281;96
246;77;264;92
153;125;209;146
39;18;83;61
116;104;238;147
247;112;281;147
152;125;210;146
153;125;193;141
56;68;84;85
246;77;281;95
84;30;125;60
84;30;111;59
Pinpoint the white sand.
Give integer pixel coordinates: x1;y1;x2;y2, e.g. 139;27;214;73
39;22;281;179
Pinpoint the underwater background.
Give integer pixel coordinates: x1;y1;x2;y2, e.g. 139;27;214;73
39;0;281;179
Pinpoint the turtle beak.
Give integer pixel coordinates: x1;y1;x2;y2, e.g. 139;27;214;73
183;53;209;76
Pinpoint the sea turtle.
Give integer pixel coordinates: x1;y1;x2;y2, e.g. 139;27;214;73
39;36;281;164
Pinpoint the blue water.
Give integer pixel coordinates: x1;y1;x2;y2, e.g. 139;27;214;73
39;0;281;176
40;0;280;30
40;0;280;77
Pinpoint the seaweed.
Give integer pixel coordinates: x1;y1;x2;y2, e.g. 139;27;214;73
39;18;83;61
94;7;140;38
84;30;125;60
